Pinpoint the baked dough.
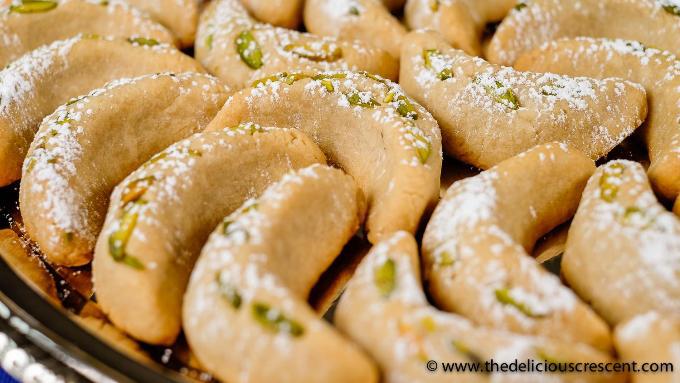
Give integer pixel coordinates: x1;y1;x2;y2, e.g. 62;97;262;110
563;160;680;325
304;0;407;59
184;164;376;383
400;30;647;169
515;38;680;205
0;0;175;67
196;0;398;90
205;70;442;243
0;35;203;187
422;143;612;351
123;0;198;47
614;312;679;383
240;0;304;29
486;0;680;66
20;72;230;267
93;126;326;345
404;0;516;56
337;232;621;383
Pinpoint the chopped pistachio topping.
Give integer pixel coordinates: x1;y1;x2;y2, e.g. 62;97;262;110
283;43;342;62
536;349;565;365
385;91;418;120
231;122;265;136
108;211;145;270
475;77;520;110
25;158;36;174
346;91;380;108
451;340;485;365
217;272;242;309
663;4;680;15
420;316;437;332
412;129;432;164
423;49;454;81
66;96;86;106
514;1;527;10
599;163;625;202
540;80;565;96
62;231;74;242
9;0;57;13
235;30;264;70
127;37;160;47
430;0;439;11
360;71;388;85
121;176;155;205
435;250;455;267
495;288;545;318
252;303;305;337
252;72;310;87
349;5;360;15
205;34;214;50
374;258;396;297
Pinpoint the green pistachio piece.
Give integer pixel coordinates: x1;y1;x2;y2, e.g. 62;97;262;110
536;349;565;365
235;30;264;70
422;49;454;80
127;37;160;47
451;340;485;366
65;96;86;106
252;302;305;337
495;288;544;318
283;43;342;62
374;258;396;297
108;211;145;270
540;80;565;96
346;92;380;108
252;72;310;87
476;78;520;110
413;131;432;164
360;71;388;84
233;122;265;135
420;316;437;332
599;163;625;202
62;231;74;242
312;73;347;92
349;5;360;15
385;91;418;120
514;2;527;11
205;34;214;50
435;250;455;267
663;4;680;16
25;158;36;174
10;0;57;13
430;0;439;11
217;273;242;309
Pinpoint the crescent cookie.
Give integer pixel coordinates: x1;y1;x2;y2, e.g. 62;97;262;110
239;0;304;29
205;70;442;244
0;35;203;187
400;30;647;169
515;38;680;205
336;232;621;383
404;0;517;56
19;72;230;267
184;164;376;383
563;160;680;325
195;0;398;90
93;125;326;345
0;0;175;67
304;0;407;59
614;312;679;383
122;0;198;47
486;0;680;66
422;143;612;352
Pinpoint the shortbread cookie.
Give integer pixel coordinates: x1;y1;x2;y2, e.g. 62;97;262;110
337;232;621;383
0;0;175;67
515;38;680;204
0;35;203;187
400;31;647;169
240;0;304;28
93;126;326;345
614;312;679;383
123;0;198;47
184;165;376;383
196;0;398;90
486;0;680;66
404;0;516;55
206;70;442;243
422;143;612;351
304;0;407;59
20;73;230;267
563;160;680;325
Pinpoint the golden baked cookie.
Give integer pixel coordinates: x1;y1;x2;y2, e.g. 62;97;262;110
563;160;680;325
400;30;648;169
515;37;680;204
304;0;407;59
0;35;203;187
20;72;230;267
123;0;198;47
240;0;304;29
0;0;175;67
93;125;326;345
486;0;680;66
195;0;398;90
337;232;622;383
404;0;516;56
614;312;679;383
184;164;376;383
205;70;442;243
422;143;612;352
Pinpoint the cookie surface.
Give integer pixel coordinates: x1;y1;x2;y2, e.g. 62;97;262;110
184;164;376;383
93;126;326;345
20;72;230;267
400;30;647;169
